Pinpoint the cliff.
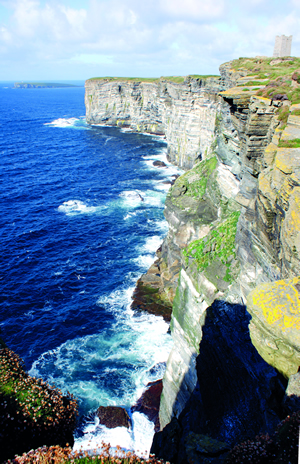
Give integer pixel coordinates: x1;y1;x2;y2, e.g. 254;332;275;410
85;56;300;463
85;75;220;170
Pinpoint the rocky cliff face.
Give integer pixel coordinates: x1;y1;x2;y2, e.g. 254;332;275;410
85;57;300;462
152;61;300;462
85;76;220;169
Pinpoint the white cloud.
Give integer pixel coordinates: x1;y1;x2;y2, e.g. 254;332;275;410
0;0;299;80
159;0;225;20
71;53;114;64
12;0;40;38
0;25;11;43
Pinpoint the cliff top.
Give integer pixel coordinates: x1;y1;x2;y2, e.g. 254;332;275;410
221;56;300;104
86;74;220;84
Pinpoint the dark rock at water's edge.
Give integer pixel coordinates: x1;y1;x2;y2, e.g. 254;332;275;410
153;160;167;167
152;301;288;464
131;379;163;432
96;406;131;429
131;279;172;321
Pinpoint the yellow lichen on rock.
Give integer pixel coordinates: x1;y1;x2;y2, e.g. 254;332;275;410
251;278;300;330
275;150;294;174
249;277;300;334
258;170;276;203
247;276;300;377
263;142;277;166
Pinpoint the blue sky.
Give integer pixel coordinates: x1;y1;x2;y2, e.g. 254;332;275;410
0;0;299;81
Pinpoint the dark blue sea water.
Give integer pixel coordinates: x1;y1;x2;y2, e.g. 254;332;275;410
0;83;181;453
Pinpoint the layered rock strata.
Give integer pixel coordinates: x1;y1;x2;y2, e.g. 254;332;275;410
85;76;221;169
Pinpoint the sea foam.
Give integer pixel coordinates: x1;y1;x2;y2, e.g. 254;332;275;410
45;116;87;128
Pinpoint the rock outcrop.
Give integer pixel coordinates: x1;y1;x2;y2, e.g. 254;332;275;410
247;276;300;378
96;406;131;429
85;57;300;463
131;379;163;432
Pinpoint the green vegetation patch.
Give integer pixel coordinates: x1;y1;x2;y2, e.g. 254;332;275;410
230;56;300;79
188;74;220;79
278;138;300;148
183;211;240;283
87;76;160;83
291;109;300;116
169;156;218;206
276;105;290;125
227;57;300;104
161;76;185;83
240;80;267;86
86;74;220;86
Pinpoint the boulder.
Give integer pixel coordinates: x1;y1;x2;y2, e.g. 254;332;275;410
153;160;167;167
131;379;163;431
96;406;131;428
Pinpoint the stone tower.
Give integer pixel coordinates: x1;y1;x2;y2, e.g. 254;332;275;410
273;35;292;57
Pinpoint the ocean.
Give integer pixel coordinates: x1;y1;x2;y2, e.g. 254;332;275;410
0;82;181;455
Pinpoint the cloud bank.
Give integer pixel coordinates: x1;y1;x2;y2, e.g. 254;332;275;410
0;0;299;80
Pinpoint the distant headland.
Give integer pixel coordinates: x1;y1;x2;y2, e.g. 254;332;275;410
13;82;81;88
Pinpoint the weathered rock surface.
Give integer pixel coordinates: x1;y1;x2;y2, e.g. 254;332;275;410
159;156;241;428
247;276;300;378
96;406;131;429
131;255;173;321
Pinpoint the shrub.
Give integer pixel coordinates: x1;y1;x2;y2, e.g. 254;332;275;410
6;442;167;464
0;348;78;461
226;411;300;464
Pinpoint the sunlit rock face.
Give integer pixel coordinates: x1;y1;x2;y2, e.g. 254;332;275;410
85;76;221;169
152;67;300;458
247;276;300;378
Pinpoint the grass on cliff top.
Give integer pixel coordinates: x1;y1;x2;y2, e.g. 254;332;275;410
87;75;220;84
87;76;160;83
183;211;240;283
278;138;300;148
229;56;300;78
227;56;300;104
